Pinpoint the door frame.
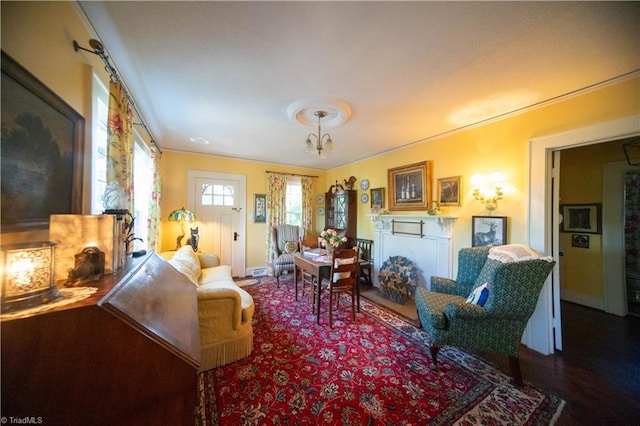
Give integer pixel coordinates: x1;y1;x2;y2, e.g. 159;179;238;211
528;114;640;354
187;170;246;277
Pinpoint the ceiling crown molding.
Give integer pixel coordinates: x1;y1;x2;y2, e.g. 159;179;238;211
287;97;351;128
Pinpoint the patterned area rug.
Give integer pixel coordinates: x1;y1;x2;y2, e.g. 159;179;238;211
197;276;564;425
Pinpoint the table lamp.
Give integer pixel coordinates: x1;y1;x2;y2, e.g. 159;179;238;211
1;241;63;313
168;207;196;250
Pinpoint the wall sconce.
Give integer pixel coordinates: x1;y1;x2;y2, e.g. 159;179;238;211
168;207;196;250
1;242;63;313
471;172;505;211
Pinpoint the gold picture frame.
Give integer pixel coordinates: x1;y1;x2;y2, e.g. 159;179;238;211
370;187;385;209
387;161;432;211
437;176;461;206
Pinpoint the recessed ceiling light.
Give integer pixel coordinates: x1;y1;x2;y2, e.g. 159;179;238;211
190;137;210;145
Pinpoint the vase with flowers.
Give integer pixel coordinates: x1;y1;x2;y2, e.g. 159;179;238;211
319;228;347;257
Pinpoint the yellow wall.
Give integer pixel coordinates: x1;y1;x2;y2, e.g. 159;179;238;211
3;2;639;285
329;78;639;261
159;151;327;267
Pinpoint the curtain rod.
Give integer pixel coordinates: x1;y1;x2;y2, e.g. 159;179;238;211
266;170;319;179
73;39;162;154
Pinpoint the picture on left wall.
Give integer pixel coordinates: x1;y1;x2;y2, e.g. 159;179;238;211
1;51;84;232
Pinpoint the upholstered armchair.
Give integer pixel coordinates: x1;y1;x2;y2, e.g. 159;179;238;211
271;224;304;286
415;245;556;386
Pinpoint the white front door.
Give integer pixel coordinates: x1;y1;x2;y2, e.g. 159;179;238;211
187;170;246;277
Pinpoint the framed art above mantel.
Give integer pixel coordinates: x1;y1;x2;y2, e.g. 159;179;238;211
1;51;84;232
387;161;432;211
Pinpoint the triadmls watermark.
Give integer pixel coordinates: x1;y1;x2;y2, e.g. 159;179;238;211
1;417;44;425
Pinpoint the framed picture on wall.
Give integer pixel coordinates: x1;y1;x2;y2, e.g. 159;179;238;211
437;176;461;206
1;52;84;232
370;187;385;209
472;216;507;247
571;234;590;248
254;194;266;223
560;203;601;234
387;161;432;211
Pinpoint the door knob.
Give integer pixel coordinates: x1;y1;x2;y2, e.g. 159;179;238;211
234;232;239;241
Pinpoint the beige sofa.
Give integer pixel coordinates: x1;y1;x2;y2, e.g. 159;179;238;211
160;246;254;371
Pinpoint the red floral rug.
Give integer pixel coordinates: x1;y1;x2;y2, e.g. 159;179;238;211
196;276;564;425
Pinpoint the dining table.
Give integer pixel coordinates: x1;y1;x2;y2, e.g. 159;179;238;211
293;249;361;325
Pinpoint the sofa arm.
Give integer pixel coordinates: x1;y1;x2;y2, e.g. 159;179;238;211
431;276;471;297
197;287;243;331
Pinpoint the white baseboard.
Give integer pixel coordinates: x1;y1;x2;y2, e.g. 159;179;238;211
560;290;605;311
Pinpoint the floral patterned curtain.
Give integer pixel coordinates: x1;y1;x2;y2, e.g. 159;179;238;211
106;81;133;213
301;176;313;237
266;173;287;276
147;145;162;251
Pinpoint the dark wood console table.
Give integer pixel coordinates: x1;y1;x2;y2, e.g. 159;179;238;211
1;252;201;425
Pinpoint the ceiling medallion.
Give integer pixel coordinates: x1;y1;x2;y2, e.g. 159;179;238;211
287;97;351;129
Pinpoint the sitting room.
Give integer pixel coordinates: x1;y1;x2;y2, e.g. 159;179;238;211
1;2;639;425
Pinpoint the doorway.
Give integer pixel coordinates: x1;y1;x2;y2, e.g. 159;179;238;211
187;170;246;277
528;114;640;355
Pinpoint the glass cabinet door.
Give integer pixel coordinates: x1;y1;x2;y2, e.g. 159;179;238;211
335;192;347;229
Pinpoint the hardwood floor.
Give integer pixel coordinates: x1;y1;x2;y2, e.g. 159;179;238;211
481;301;640;425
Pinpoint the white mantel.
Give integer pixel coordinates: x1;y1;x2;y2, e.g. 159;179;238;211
371;214;457;289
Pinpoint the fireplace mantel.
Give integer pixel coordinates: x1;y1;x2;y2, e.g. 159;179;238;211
370;214;457;289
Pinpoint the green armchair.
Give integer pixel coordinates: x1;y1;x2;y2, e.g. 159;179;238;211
415;245;555;386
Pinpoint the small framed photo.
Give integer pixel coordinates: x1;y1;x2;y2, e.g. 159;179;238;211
472;216;507;247
571;234;590;248
370;187;385;209
387;161;432;211
560;203;601;234
437;176;461;206
254;194;266;223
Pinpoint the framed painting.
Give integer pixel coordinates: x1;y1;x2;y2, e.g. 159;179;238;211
254;193;266;223
472;216;507;247
370;187;385;209
387;161;432;211
571;234;590;249
1;52;84;232
560;203;601;234
437;176;461;206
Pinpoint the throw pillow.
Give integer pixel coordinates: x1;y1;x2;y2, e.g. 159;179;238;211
198;252;220;269
466;282;490;306
284;240;299;254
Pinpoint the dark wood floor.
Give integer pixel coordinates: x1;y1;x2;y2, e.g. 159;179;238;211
481;301;640;425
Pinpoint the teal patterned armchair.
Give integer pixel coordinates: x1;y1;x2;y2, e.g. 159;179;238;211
415;245;555;386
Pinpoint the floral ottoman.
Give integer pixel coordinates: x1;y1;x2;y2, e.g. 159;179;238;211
378;256;418;304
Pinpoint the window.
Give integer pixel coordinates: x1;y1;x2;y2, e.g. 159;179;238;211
91;73;108;214
132;132;151;251
201;183;235;206
286;178;302;226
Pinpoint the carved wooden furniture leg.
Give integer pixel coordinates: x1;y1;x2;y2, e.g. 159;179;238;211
509;356;524;387
430;344;442;369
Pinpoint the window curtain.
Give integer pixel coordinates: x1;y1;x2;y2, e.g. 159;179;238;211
147;145;162;251
106;81;133;213
301;176;313;237
265;173;287;276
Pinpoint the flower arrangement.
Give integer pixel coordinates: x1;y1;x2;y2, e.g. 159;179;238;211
319;229;347;248
370;204;387;221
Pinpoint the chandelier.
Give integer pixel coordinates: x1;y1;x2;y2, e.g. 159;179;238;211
304;111;335;157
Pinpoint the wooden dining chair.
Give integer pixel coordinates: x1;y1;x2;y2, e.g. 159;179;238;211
312;247;359;328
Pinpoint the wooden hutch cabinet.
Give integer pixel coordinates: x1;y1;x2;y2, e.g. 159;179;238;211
325;189;357;241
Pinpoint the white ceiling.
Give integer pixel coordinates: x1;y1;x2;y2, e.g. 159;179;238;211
77;1;639;170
